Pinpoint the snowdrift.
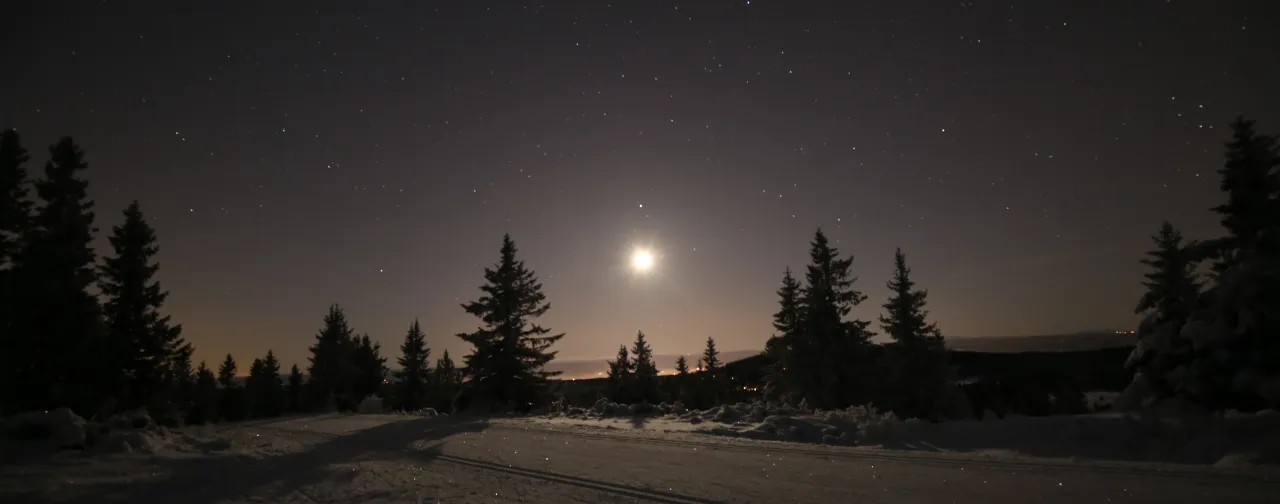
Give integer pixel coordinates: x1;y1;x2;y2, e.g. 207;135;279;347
540;399;1280;467
1;408;241;461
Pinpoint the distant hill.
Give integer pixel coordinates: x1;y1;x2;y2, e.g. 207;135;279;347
945;331;1135;353
544;332;1135;380
545;350;760;380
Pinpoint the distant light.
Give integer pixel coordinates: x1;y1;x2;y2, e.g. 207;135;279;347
631;249;654;271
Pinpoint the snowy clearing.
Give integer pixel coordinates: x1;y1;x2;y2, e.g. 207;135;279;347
2;411;1277;503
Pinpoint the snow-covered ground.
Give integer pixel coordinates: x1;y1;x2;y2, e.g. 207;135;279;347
1;408;1278;503
531;399;1280;468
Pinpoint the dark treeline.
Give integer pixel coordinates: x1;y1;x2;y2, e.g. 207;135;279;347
603;333;725;409
2;116;1274;425
0;130;552;424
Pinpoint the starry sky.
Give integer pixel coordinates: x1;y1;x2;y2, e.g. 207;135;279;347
2;1;1277;372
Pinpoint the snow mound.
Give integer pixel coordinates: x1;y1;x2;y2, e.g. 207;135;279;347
3;407;88;449
2;407;242;458
542;400;1280;466
680;403;897;446
358;396;384;414
391;407;444;418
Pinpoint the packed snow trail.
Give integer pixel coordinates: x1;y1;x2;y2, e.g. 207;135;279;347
2;414;1276;503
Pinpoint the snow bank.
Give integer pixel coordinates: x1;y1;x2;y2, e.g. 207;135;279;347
387;407;444;418
2;407;87;449
357;396;384;414
2;408;240;459
538;399;1280;466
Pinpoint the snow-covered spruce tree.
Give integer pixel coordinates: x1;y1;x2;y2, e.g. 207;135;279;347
798;229;874;409
457;234;564;410
307;304;357;410
879;248;966;420
395;319;432;411
764;267;804;404
432;350;461;412
606;344;633;402
1178;117;1280;411
1119;222;1202;410
1205;117;1280;277
99;201;189;412
351;334;388;402
8;137;106;415
630;331;660;403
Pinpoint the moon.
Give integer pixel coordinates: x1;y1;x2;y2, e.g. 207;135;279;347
631;249;654;271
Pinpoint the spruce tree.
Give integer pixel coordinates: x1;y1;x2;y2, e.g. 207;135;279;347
1207;117;1280;274
0;129;30;414
701;337;720;372
797;229;873;409
246;358;266;417
433;350;460;412
9;137;105;414
395;319;431;411
700;337;723;404
0;129;30;269
217;354;238;389
764;267;804;403
1176;118;1280;411
99;201;187;411
258;350;283;417
287;364;304;412
879;248;960;420
1124;223;1201;407
630;331;659;403
674;355;691;375
307;304;356;409
673;355;691;404
606;344;633;402
189;361;219;424
880;248;940;346
457;234;564;409
168;346;195;406
352;334;387;401
216;353;245;421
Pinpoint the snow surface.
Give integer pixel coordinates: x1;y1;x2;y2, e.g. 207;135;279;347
2;410;1277;503
533;399;1280;468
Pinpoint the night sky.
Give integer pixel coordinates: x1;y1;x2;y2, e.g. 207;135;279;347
2;1;1277;372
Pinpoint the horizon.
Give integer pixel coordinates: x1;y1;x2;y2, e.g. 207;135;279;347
230;330;1137;378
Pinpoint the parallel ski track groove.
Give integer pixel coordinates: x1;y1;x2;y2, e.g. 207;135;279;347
227;422;723;503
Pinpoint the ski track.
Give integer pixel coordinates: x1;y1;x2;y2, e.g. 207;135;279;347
1;413;1277;504
490;419;1280;483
